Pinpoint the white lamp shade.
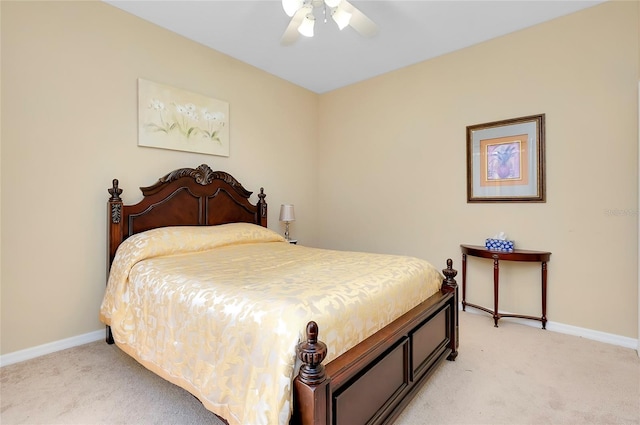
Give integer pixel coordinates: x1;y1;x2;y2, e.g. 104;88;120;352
332;7;352;30
298;13;315;37
324;0;342;8
282;0;304;17
279;204;296;222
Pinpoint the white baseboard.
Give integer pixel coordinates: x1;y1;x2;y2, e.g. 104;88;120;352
0;329;105;367
462;304;639;351
544;319;638;350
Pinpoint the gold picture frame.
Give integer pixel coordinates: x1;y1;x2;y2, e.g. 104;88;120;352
466;114;545;203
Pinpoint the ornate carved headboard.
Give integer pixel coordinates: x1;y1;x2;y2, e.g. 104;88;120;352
107;164;267;265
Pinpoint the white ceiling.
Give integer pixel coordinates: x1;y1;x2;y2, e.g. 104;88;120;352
104;0;605;94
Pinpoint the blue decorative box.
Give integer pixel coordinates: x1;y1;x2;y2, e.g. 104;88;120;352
485;238;515;252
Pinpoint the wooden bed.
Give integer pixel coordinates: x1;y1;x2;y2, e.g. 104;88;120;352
104;164;459;425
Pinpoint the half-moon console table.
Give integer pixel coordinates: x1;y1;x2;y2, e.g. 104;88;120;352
460;244;551;329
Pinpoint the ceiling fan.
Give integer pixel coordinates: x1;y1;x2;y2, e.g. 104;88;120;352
280;0;378;46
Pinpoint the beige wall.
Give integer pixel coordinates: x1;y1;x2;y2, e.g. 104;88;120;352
0;1;318;354
1;0;638;355
318;1;639;338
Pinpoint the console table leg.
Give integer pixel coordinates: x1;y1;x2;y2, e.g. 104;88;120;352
541;261;548;329
493;257;500;327
461;253;467;311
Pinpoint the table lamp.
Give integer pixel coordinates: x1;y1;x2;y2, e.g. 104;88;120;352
279;204;295;241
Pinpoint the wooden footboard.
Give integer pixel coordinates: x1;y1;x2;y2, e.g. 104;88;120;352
293;260;459;425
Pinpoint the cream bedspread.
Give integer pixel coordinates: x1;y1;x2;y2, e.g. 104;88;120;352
100;223;443;425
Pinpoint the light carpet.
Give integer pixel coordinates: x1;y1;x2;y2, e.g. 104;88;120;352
1;312;638;424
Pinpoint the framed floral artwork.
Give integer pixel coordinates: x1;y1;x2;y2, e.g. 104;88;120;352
466;114;545;202
138;79;229;156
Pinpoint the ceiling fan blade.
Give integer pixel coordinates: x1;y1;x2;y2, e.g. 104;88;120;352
342;1;378;37
280;7;306;46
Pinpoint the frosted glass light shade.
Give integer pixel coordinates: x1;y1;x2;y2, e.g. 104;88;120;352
282;0;304;17
332;7;352;30
324;0;341;8
298;14;315;37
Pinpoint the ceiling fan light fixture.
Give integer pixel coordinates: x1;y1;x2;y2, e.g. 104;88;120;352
332;7;352;30
280;0;377;45
282;0;304;17
298;13;315;37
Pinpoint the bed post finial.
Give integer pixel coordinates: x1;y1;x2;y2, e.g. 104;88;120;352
441;258;457;293
258;187;268;227
108;179;122;201
297;321;328;385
